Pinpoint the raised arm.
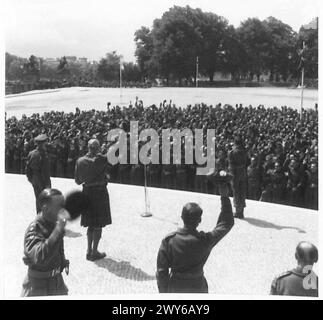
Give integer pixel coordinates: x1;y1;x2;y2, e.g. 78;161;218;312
23;220;65;267
205;193;234;248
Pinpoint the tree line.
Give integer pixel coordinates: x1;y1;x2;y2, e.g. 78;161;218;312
6;6;318;86
134;6;318;84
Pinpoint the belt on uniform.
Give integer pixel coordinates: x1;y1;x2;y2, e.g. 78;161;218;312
83;182;107;188
170;271;204;280
28;267;61;279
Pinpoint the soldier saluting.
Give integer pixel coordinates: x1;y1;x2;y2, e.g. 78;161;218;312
25;134;51;213
156;182;234;293
21;189;70;296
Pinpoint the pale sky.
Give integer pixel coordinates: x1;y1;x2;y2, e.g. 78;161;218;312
4;0;320;63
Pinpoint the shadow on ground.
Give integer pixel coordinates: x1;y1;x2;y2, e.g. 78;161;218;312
244;217;306;234
94;257;156;281
65;229;83;238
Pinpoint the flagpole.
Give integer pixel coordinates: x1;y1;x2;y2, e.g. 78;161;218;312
120;60;123;102
141;164;152;217
196;56;199;88
300;41;305;120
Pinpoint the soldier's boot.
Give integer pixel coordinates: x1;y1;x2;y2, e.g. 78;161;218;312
239;207;245;219
234;207;244;219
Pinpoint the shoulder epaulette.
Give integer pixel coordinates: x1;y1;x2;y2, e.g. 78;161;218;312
164;231;177;241
276;270;293;280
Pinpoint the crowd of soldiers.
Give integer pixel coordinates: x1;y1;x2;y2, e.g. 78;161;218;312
5;100;318;210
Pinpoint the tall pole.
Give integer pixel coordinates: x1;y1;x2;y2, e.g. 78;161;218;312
119;60;123;101
196;56;199;88
300;41;305;120
141;164;152;217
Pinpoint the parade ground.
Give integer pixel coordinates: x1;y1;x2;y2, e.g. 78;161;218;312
5;86;318;118
2;174;318;298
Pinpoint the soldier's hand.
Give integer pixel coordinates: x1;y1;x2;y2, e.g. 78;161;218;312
218;183;230;197
57;209;70;230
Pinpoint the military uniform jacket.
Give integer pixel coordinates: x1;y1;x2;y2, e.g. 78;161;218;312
75;153;110;185
228;146;248;176
23;215;66;272
156;196;234;293
270;268;318;297
26;149;51;188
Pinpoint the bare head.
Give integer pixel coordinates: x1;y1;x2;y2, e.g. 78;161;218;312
88;139;100;155
181;202;203;229
39;188;65;223
295;241;318;267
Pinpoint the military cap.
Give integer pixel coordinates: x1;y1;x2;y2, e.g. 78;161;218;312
34;134;48;143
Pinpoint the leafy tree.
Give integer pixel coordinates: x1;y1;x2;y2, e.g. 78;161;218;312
237;18;272;81
134;27;156;80
122;62;142;82
198;11;229;82
221;25;248;80
149;6;205;83
264;17;297;81
297;21;318;79
57;56;70;79
97;51;121;81
22;55;40;81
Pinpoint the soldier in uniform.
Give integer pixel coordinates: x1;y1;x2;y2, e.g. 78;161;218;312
156;182;234;293
75;139;112;261
25;134;51;213
304;162;318;210
270;241;318;296
21;188;70;297
247;157;261;200
228;136;248;219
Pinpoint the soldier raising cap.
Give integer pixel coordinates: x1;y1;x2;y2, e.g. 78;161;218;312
34;133;48;143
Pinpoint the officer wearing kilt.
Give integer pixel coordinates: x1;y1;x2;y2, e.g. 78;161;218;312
75;139;112;261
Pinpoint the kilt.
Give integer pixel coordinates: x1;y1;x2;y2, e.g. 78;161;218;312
81;185;112;228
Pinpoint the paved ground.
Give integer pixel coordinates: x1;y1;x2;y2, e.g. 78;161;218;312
2;174;318;297
5;86;318;117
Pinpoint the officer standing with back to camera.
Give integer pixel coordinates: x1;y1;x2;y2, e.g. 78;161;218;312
25;134;51;213
228;135;248;219
156;180;234;293
75;138;112;261
21;188;70;297
270;241;318;297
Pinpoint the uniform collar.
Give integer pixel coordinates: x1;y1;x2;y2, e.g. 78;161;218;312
291;267;313;277
176;226;198;235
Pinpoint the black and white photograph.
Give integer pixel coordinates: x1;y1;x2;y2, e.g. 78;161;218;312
1;0;320;301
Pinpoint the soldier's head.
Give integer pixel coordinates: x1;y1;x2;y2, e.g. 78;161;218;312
34;134;48;151
234;135;244;148
88;138;100;156
39;188;67;223
295;241;318;267
274;162;281;170
181;203;203;229
251;157;257;165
